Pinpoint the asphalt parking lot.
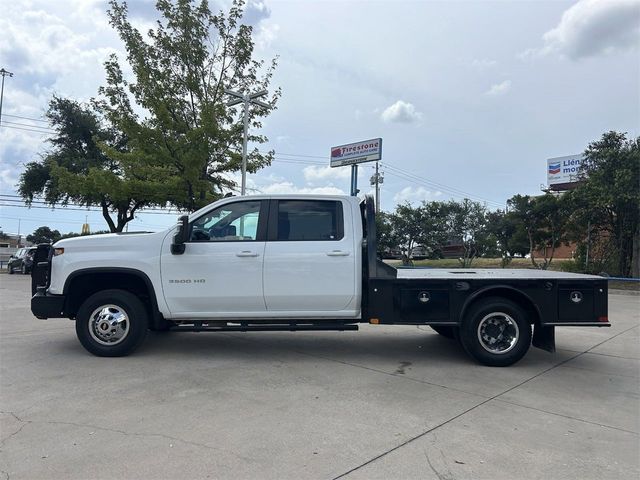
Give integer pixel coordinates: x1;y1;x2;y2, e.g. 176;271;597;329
1;274;638;480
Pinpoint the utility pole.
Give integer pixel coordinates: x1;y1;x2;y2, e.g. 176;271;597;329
224;89;270;195
0;68;14;127
370;161;384;212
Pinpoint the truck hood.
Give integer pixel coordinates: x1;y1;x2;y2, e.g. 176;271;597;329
54;230;170;250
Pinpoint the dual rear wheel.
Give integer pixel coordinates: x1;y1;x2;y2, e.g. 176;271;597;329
431;297;532;367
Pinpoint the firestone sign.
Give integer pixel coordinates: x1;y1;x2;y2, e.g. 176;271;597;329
330;138;382;167
547;154;585;188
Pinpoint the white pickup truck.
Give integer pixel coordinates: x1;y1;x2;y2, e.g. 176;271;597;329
31;195;609;366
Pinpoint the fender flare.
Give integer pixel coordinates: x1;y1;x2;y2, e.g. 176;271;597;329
459;284;542;325
63;267;163;325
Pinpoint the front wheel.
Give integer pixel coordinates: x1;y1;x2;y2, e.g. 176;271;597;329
459;297;531;367
75;289;148;357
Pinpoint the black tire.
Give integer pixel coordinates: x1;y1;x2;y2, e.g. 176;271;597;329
21;264;26;274
75;289;148;357
430;325;457;339
8;265;14;274
459;297;531;367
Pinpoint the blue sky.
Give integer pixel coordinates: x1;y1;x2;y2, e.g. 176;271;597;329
0;0;638;237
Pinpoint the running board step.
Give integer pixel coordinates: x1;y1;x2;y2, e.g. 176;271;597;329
170;323;359;333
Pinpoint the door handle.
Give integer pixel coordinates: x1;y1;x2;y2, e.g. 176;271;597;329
236;251;259;257
326;250;350;256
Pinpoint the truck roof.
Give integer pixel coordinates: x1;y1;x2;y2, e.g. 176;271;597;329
189;194;361;219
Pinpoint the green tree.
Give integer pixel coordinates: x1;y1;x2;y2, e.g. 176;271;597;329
486;210;515;267
417;201;450;259
375;211;396;256
19;97;167;232
98;0;280;212
570;132;640;277
387;203;426;266
507;193;568;270
445;199;490;267
27;226;62;245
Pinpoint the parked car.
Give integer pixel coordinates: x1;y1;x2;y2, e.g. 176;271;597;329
410;245;428;260
381;247;402;259
7;247;36;274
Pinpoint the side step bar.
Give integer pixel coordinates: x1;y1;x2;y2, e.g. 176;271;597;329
170;322;359;333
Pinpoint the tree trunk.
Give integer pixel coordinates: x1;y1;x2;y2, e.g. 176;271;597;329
528;230;538;268
101;200;117;233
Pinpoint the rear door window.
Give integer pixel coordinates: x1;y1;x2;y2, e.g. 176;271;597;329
274;200;343;241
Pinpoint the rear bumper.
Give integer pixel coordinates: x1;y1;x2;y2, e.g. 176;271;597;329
31;291;66;319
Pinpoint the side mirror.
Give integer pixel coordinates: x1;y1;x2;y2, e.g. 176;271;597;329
171;215;190;255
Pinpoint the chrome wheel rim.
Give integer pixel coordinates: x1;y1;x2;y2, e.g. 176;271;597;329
477;312;519;354
88;304;130;346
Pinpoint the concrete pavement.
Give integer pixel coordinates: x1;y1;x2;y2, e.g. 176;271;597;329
1;275;638;479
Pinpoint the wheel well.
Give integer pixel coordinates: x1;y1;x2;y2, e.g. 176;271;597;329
461;287;541;326
64;271;159;324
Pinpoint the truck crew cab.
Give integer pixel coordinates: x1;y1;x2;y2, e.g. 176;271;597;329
31;195;609;366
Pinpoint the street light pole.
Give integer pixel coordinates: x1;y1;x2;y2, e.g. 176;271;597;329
0;68;15;127
241;97;249;196
225;89;270;195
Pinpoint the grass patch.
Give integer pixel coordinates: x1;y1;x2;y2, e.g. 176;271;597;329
608;281;640;291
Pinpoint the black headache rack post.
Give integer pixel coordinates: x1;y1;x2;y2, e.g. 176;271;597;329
363;195;396;280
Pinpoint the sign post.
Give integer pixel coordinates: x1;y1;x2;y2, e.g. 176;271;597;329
330;138;382;197
350;165;358;196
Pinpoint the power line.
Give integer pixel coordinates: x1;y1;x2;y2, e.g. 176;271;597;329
0;214;169;229
382;165;503;208
1;120;56;132
265;151;327;160
0;123;54;135
0;202;182;215
0;116;505;206
0;194;190;212
3;113;49;123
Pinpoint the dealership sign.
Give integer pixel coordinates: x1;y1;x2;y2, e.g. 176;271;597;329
330;138;382;167
547;154;585;188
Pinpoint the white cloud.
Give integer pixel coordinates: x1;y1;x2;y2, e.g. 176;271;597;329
243;0;272;25
393;186;442;205
380;100;423;124
485;80;512;96
254;22;280;50
0;166;20;192
303;165;351;184
532;0;640;60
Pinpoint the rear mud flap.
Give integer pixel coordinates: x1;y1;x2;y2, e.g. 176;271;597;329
532;325;555;353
